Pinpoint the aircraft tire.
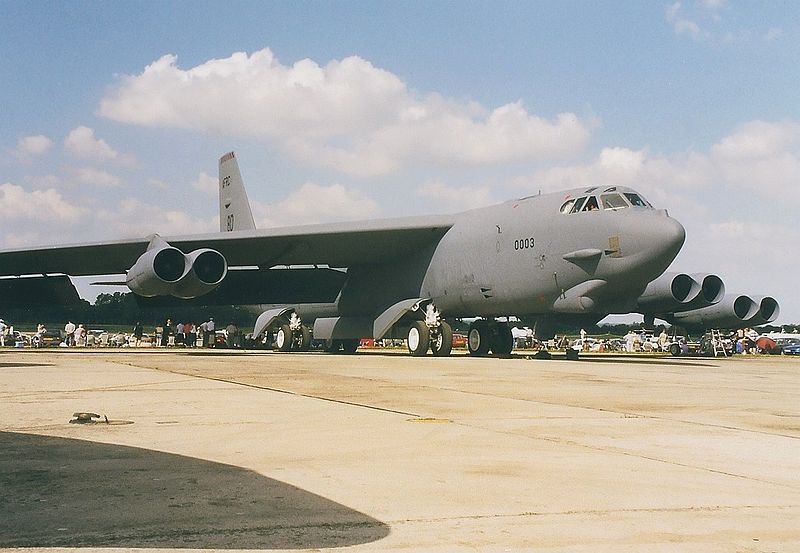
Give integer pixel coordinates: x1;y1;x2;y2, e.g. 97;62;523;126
490;322;514;355
407;321;430;356
323;339;340;353
296;326;312;352
431;321;453;357
341;339;359;354
468;320;490;356
275;324;294;352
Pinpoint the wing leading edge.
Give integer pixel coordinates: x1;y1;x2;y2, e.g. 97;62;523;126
0;215;456;277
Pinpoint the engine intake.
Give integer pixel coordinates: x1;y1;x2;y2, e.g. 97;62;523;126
745;296;780;326
173;249;228;299
637;272;701;312
126;243;188;297
669;294;759;329
126;237;227;299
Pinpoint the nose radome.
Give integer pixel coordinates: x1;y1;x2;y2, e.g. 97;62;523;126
617;209;685;269
655;210;686;256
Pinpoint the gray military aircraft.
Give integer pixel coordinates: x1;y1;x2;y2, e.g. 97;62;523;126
0;152;779;355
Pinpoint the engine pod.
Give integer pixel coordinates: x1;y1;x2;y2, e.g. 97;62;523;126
126;245;188;297
172;248;228;299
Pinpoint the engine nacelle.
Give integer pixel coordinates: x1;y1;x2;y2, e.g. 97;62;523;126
669;294;759;330
744;296;780;326
126;237;227;299
637;272;701;312
685;273;725;309
126;243;188;297
172;248;228;299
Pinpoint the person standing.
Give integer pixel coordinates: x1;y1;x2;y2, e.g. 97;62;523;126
184;321;195;346
133;321;143;347
0;319;7;347
64;320;76;346
205;317;215;347
74;324;86;346
161;318;173;347
658;328;669;352
225;322;239;348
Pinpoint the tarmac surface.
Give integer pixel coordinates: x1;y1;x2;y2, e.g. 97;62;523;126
0;348;798;552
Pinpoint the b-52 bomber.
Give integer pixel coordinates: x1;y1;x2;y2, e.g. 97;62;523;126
0;152;779;356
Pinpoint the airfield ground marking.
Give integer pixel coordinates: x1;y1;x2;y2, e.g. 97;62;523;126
112;360;421;418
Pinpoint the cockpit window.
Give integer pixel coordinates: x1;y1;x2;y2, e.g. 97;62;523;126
570;196;588;213
601;193;628;210
624;193;649;207
560;199;576;213
582;196;600;211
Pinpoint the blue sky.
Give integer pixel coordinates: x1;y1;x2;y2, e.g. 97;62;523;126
1;1;798;323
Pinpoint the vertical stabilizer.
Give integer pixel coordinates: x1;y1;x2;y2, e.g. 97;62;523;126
219;151;256;232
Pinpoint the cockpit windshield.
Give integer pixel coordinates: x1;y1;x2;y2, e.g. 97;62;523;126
624;193;650;207
559;188;653;214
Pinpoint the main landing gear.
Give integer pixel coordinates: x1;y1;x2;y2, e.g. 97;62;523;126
273;312;312;352
467;319;513;357
406;304;453;357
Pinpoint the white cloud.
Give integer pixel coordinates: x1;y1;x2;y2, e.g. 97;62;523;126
666;2;704;40
764;27;783;41
13;135;53;161
0;182;87;226
524;120;799;202
251;182;381;227
191;171;217;194
93;198;214;237
67;166;124;187
98;49;591;176
64;125;134;165
667;1;783;45
416;180;496;212
709;120;800;195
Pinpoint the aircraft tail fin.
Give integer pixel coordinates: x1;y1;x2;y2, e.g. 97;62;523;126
219;151;256;232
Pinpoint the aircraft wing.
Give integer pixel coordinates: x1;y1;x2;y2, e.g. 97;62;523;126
0;215;455;277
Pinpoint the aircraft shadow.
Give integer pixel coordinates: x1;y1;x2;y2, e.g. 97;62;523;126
0;362;53;368
0;431;389;549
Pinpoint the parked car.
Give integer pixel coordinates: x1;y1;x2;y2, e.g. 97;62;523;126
452;333;467;348
781;338;800;355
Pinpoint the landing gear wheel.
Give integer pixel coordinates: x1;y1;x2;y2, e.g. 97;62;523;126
324;339;340;353
296;326;312;351
491;322;514;355
407;320;431;356
275;324;293;352
431;321;453;357
341;339;359;354
468;320;490;356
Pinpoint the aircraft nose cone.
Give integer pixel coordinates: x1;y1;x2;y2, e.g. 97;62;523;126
614;209;685;278
649;210;685;258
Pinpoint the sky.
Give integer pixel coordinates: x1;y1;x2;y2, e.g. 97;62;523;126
1;1;798;323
